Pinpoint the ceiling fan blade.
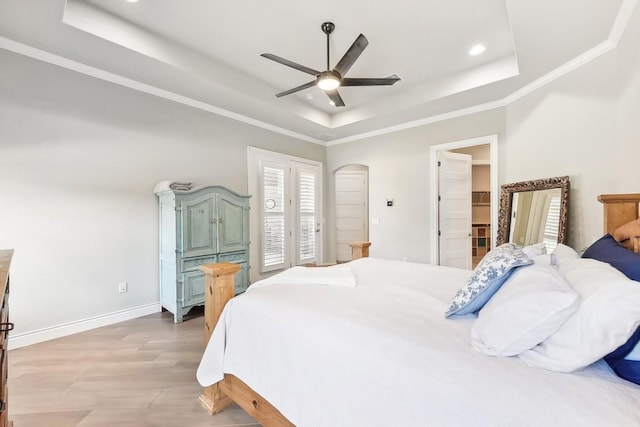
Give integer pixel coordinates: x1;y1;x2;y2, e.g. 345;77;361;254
333;34;368;76
275;81;316;98
261;53;320;76
341;77;400;86
325;89;345;107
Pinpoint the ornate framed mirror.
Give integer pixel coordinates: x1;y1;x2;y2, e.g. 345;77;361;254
496;176;570;248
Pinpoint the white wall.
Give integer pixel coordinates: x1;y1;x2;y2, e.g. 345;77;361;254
2;4;639;346
505;4;640;251
616;2;640;191
326;109;505;263
0;50;324;342
326;3;640;262
504;50;619;250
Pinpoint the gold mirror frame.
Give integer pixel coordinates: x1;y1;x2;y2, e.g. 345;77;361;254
496;176;570;246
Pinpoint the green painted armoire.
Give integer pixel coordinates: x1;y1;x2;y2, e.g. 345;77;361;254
155;183;250;323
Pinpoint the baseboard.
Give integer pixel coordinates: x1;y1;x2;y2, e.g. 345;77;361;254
8;302;162;350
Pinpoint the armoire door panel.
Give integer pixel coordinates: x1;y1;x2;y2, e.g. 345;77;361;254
182;196;217;258
218;194;249;253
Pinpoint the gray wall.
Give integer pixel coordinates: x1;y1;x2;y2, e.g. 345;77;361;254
326;109;505;263
504;3;640;251
0;50;324;337
326;3;640;261
1;4;639;342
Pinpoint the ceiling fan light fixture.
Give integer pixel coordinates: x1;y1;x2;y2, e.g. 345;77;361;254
317;71;341;91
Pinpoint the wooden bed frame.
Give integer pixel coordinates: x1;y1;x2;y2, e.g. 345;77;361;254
197;242;371;426
598;193;640;253
196;194;640;425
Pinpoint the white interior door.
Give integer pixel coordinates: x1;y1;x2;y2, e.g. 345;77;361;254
335;171;368;262
438;151;472;269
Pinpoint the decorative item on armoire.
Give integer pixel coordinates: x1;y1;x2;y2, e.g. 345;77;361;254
154;182;250;323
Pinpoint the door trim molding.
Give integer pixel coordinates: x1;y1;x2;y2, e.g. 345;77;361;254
429;135;498;265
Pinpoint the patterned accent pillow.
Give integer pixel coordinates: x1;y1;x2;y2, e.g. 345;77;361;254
445;243;532;317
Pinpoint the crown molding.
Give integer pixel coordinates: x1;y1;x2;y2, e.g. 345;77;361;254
0;0;636;147
327;0;637;146
0;36;325;146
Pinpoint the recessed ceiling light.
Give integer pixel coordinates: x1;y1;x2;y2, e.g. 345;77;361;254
469;44;486;56
124;0;139;3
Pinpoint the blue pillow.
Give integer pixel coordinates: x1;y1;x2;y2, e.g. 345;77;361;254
445;243;533;317
604;326;640;385
582;234;640;282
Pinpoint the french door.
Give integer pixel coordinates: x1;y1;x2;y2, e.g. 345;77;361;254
249;148;322;275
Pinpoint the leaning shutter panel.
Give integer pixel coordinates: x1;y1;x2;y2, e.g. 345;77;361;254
262;166;286;271
543;195;561;252
298;171;316;263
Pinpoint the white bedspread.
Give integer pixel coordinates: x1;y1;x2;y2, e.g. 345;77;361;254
248;264;357;290
197;258;640;427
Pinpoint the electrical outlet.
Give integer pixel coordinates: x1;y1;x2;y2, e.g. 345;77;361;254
118;282;128;294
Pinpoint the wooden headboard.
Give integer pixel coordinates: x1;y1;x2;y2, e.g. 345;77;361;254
598;193;640;253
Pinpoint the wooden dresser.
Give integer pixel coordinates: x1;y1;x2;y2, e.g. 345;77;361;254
0;250;13;427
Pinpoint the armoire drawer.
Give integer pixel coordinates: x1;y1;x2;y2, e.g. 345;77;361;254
218;251;246;264
182;270;205;307
182;256;217;272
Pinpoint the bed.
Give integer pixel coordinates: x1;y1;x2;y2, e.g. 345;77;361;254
196;197;640;426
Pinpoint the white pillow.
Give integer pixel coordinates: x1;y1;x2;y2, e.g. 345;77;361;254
471;263;579;357
532;243;580;266
553;243;581;261
522;242;547;259
518;258;640;372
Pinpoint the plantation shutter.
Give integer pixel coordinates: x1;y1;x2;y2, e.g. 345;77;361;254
542;194;561;252
296;167;318;265
261;162;286;272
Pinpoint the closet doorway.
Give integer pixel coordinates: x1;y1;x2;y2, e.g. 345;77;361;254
334;165;369;262
430;136;498;268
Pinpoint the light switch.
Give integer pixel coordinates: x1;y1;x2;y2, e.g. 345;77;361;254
372;218;380;225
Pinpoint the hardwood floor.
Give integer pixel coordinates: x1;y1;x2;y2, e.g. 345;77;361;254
8;308;259;427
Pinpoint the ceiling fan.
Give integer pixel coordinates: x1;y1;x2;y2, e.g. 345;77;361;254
261;22;400;107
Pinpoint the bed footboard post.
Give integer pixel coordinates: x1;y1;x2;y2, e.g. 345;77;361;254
198;262;241;415
349;241;371;260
